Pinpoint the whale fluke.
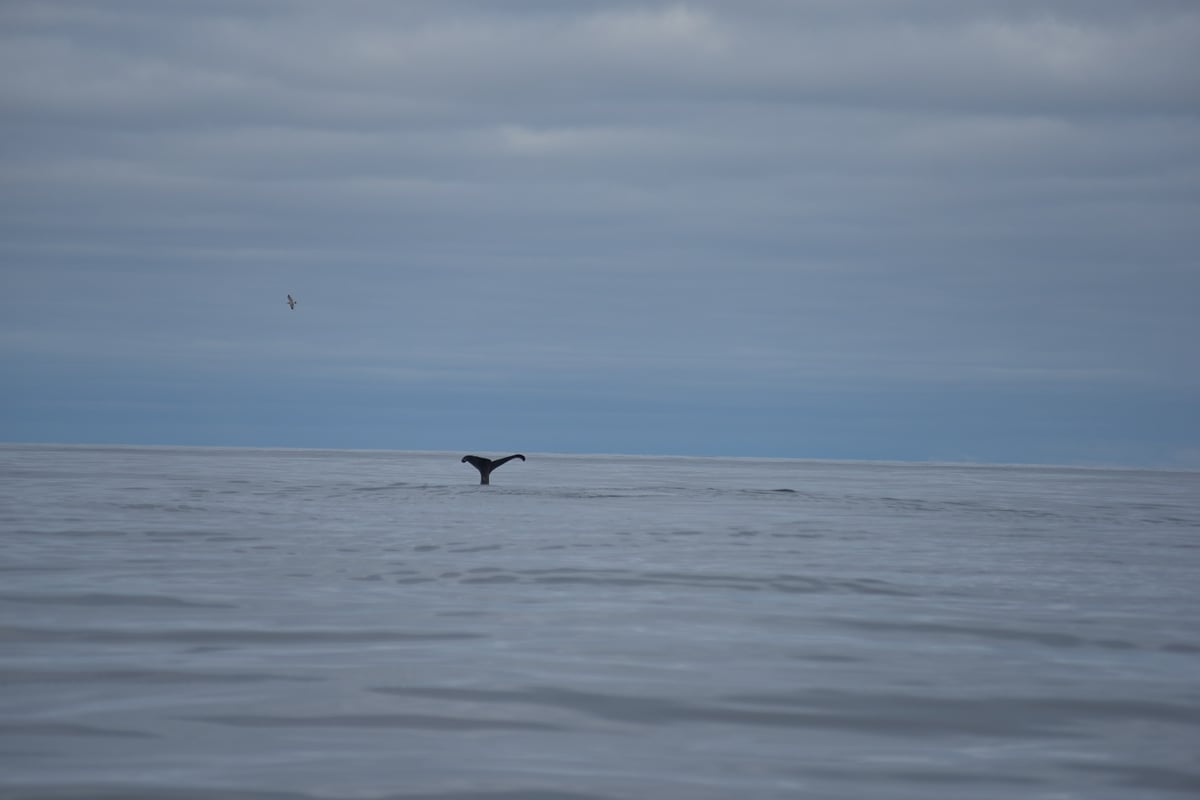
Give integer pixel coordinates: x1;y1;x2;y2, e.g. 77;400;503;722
461;453;525;485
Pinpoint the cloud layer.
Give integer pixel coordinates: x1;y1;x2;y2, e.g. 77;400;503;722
3;1;1198;463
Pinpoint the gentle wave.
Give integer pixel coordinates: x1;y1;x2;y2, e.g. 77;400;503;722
833;618;1198;653
0;668;317;685
0;787;619;800
370;685;1200;737
0;721;154;739
0;626;485;644
3;445;1198;800
184;713;563;732
447;567;917;595
0;592;235;609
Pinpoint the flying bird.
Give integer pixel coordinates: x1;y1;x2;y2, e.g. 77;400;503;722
461;454;525;485
287;294;297;310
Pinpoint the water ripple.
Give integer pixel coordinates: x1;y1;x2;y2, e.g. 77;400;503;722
0;626;484;645
0;668;317;685
184;713;562;732
0;721;153;739
0;593;235;609
832;618;1173;650
448;568;917;596
370;685;1083;736
0;788;617;800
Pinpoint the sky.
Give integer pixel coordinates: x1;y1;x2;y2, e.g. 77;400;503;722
2;1;1199;466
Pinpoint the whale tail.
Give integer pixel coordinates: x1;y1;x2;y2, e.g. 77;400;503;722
461;453;525;485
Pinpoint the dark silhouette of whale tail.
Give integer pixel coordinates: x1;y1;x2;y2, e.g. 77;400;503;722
461;453;525;485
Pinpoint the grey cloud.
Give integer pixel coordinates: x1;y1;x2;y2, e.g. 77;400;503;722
5;2;1197;123
1;0;1197;462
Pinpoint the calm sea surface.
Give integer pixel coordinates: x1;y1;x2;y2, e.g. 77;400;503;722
1;444;1198;799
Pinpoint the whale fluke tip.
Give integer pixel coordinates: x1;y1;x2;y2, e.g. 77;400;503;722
461;453;526;485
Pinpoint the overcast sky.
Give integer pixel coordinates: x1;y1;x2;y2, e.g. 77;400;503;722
3;1;1198;466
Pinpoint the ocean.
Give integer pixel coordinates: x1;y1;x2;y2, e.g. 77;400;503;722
1;444;1197;799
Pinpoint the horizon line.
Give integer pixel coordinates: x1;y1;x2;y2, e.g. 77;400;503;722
1;439;1195;474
